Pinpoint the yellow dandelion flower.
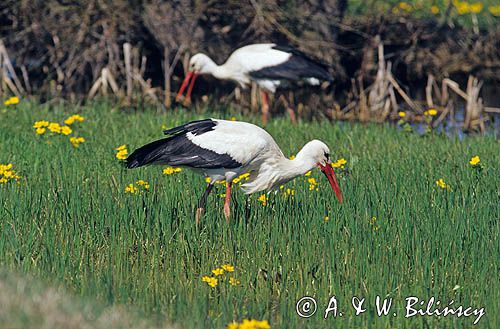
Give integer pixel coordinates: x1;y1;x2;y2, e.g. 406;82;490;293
304;170;312;176
212;268;224;276
284;188;295;196
469;2;483;13
202;276;218;288
124;183;138;194
163;166;182;175
48;122;61;133
116;149;128;160
229;277;241;286
307;177;318;185
33;120;49;129
60;125;72;136
205;177;212;183
455;1;470;15
238;319;270;329
469;155;480;166
69;137;85;148
324;216;329;222
331;158;347;168
115;144;127;151
227;322;240;329
489;5;500;16
289;155;296;160
398;2;412;11
230;116;237;121
222;264;235;272
398;111;406;118
431;5;440;14
64;114;85;125
36;127;46;135
257;194;268;206
435;178;451;191
4;96;20;106
136;180;150;190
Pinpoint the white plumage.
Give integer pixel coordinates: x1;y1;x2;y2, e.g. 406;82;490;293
176;43;333;124
126;119;342;223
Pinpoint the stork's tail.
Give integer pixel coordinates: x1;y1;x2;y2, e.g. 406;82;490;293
125;138;171;169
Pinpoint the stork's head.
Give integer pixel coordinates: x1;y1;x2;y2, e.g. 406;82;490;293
188;53;215;75
176;53;216;106
298;140;343;203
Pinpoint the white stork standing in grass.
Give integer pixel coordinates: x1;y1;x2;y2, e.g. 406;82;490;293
175;43;333;125
126;119;343;224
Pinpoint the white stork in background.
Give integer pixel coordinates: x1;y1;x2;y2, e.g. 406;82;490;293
175;43;334;125
126;119;343;224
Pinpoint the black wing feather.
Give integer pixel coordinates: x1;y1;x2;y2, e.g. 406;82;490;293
126;119;241;169
249;45;333;83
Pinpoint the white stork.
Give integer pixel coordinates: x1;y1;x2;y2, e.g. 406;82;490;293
175;43;333;124
126;119;343;223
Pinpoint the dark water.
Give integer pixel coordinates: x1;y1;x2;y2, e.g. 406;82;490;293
411;84;500;140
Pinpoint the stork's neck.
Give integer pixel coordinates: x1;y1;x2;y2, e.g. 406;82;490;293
203;57;232;80
276;149;318;183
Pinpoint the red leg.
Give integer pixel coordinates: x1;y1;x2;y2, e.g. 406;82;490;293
224;182;232;221
261;90;269;125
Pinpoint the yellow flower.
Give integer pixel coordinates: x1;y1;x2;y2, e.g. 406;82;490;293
124;183;139;194
257;194;267;206
455;1;470;15
431;5;440;14
212;268;224;276
205;177;212;183
69;137;85;148
399;2;412;11
284;188;295;197
489;5;500;16
222;264;235;272
229;277;241;286
202;276;218;288
308;177;319;191
398;111;406;118
289;155;296;160
36;127;46;135
435;178;451;191
136;180;150;190
64;114;85;125
304;170;312;176
4;96;20;106
424;109;438;116
324;216;329;222
0;163;21;184
60;125;72;136
469;2;483;14
33;120;49;129
116;150;128;160
48;122;61;133
163;166;182;175
469;155;480;166
237;319;270;329
230;116;237;121
331;158;347;168
227;322;240;329
115;145;128;160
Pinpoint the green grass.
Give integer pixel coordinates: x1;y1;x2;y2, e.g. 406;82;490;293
0;101;499;328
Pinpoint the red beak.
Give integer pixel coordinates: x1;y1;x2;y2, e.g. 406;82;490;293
175;71;198;106
319;163;343;203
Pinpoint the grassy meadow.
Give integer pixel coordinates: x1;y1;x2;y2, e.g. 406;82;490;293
0;101;499;328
